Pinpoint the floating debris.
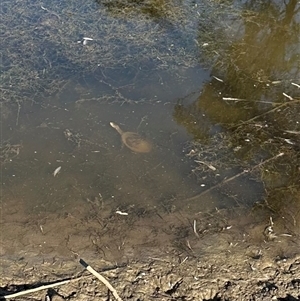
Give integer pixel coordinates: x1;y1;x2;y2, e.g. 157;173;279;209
77;37;93;45
83;37;93;45
195;160;216;171
283;92;293;101
284;130;300;135
53;166;62;177
212;76;223;82
283;138;295;145
116;210;128;216
291;82;300;88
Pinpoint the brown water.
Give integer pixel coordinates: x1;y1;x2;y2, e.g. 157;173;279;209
2;68;210;212
1;0;299;265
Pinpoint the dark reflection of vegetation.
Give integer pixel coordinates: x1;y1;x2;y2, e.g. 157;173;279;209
177;0;300;233
201;0;299;95
173;103;211;141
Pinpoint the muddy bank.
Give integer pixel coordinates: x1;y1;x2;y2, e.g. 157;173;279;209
1;245;300;300
1;197;300;300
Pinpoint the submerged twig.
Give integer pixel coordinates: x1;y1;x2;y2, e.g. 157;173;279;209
193;220;200;238
284;130;300;135
195;160;216;171
184;152;284;203
53;166;62;177
291;82;300;88
231;98;300;129
282;92;293;101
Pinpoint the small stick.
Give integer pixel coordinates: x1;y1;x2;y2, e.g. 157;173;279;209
184;152;284;203
282;92;293;101
195;160;216;171
284;130;300;135
230;98;300;130
193;220;199;238
212;76;224;82
0;279;70;300
222;97;245;101
79;259;123;301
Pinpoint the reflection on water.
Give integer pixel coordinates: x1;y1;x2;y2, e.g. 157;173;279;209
1;0;300;264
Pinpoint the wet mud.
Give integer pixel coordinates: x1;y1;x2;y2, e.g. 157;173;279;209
1;196;300;301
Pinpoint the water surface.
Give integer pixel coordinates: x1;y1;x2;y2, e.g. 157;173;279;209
1;0;299;262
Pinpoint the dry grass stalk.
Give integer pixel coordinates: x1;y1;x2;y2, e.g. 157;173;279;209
0;279;71;300
79;259;123;301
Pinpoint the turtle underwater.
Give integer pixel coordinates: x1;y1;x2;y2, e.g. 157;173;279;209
110;122;152;153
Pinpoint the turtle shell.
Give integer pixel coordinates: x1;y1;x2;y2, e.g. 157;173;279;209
121;132;152;153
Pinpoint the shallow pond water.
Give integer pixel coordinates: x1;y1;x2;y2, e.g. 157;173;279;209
1;0;299;268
